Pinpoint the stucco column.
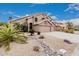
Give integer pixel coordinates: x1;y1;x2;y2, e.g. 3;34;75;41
28;20;29;32
50;26;51;32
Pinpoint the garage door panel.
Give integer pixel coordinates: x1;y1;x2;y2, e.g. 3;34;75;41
39;26;50;32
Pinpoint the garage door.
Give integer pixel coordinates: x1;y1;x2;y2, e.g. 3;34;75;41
39;26;51;32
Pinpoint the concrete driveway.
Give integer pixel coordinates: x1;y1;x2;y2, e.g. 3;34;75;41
42;31;79;43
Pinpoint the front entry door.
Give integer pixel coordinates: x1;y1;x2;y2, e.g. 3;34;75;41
29;23;33;30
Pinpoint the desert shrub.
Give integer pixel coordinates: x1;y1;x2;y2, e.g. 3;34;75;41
37;32;41;35
74;28;79;31
15;24;28;32
39;35;44;39
22;25;28;32
15;23;22;31
33;46;40;52
29;29;35;36
64;39;72;44
64;29;74;33
74;26;79;31
53;51;58;56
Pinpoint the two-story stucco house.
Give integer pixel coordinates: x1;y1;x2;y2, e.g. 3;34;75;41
9;13;66;32
9;13;57;32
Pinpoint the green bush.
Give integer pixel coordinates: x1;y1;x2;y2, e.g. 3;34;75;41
33;46;40;52
39;35;44;39
37;32;41;35
22;25;28;32
74;26;79;31
64;29;74;33
29;29;35;36
15;24;28;32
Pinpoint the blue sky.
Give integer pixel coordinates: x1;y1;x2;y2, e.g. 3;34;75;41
0;3;79;22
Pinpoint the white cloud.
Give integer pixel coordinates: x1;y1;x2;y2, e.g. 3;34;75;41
7;11;14;14
51;16;57;20
54;18;79;26
1;11;21;18
47;12;52;16
29;4;36;7
8;11;21;17
69;18;79;26
12;14;20;18
1;11;14;15
46;12;58;20
57;18;79;26
25;14;29;16
29;3;48;7
55;20;68;23
31;3;48;4
64;3;79;12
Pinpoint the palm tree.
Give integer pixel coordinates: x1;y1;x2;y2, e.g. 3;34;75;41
8;16;13;20
0;24;27;51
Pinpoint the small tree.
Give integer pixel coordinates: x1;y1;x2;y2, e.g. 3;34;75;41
66;22;73;29
29;29;34;36
8;16;12;20
64;22;74;33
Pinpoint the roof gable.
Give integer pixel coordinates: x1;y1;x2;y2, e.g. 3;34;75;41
34;19;56;27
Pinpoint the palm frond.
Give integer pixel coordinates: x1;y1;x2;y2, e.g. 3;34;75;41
0;24;27;51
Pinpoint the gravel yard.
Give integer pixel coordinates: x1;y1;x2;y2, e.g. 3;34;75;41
0;31;78;56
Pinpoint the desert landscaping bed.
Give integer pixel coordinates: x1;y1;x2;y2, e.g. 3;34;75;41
0;32;78;56
41;34;77;56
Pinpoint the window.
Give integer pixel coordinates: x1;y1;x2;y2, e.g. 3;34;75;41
26;19;28;21
35;18;38;22
32;16;34;18
42;18;45;20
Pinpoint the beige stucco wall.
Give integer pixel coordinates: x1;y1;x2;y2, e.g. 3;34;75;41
32;13;53;24
51;27;55;31
33;25;55;32
10;13;56;32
